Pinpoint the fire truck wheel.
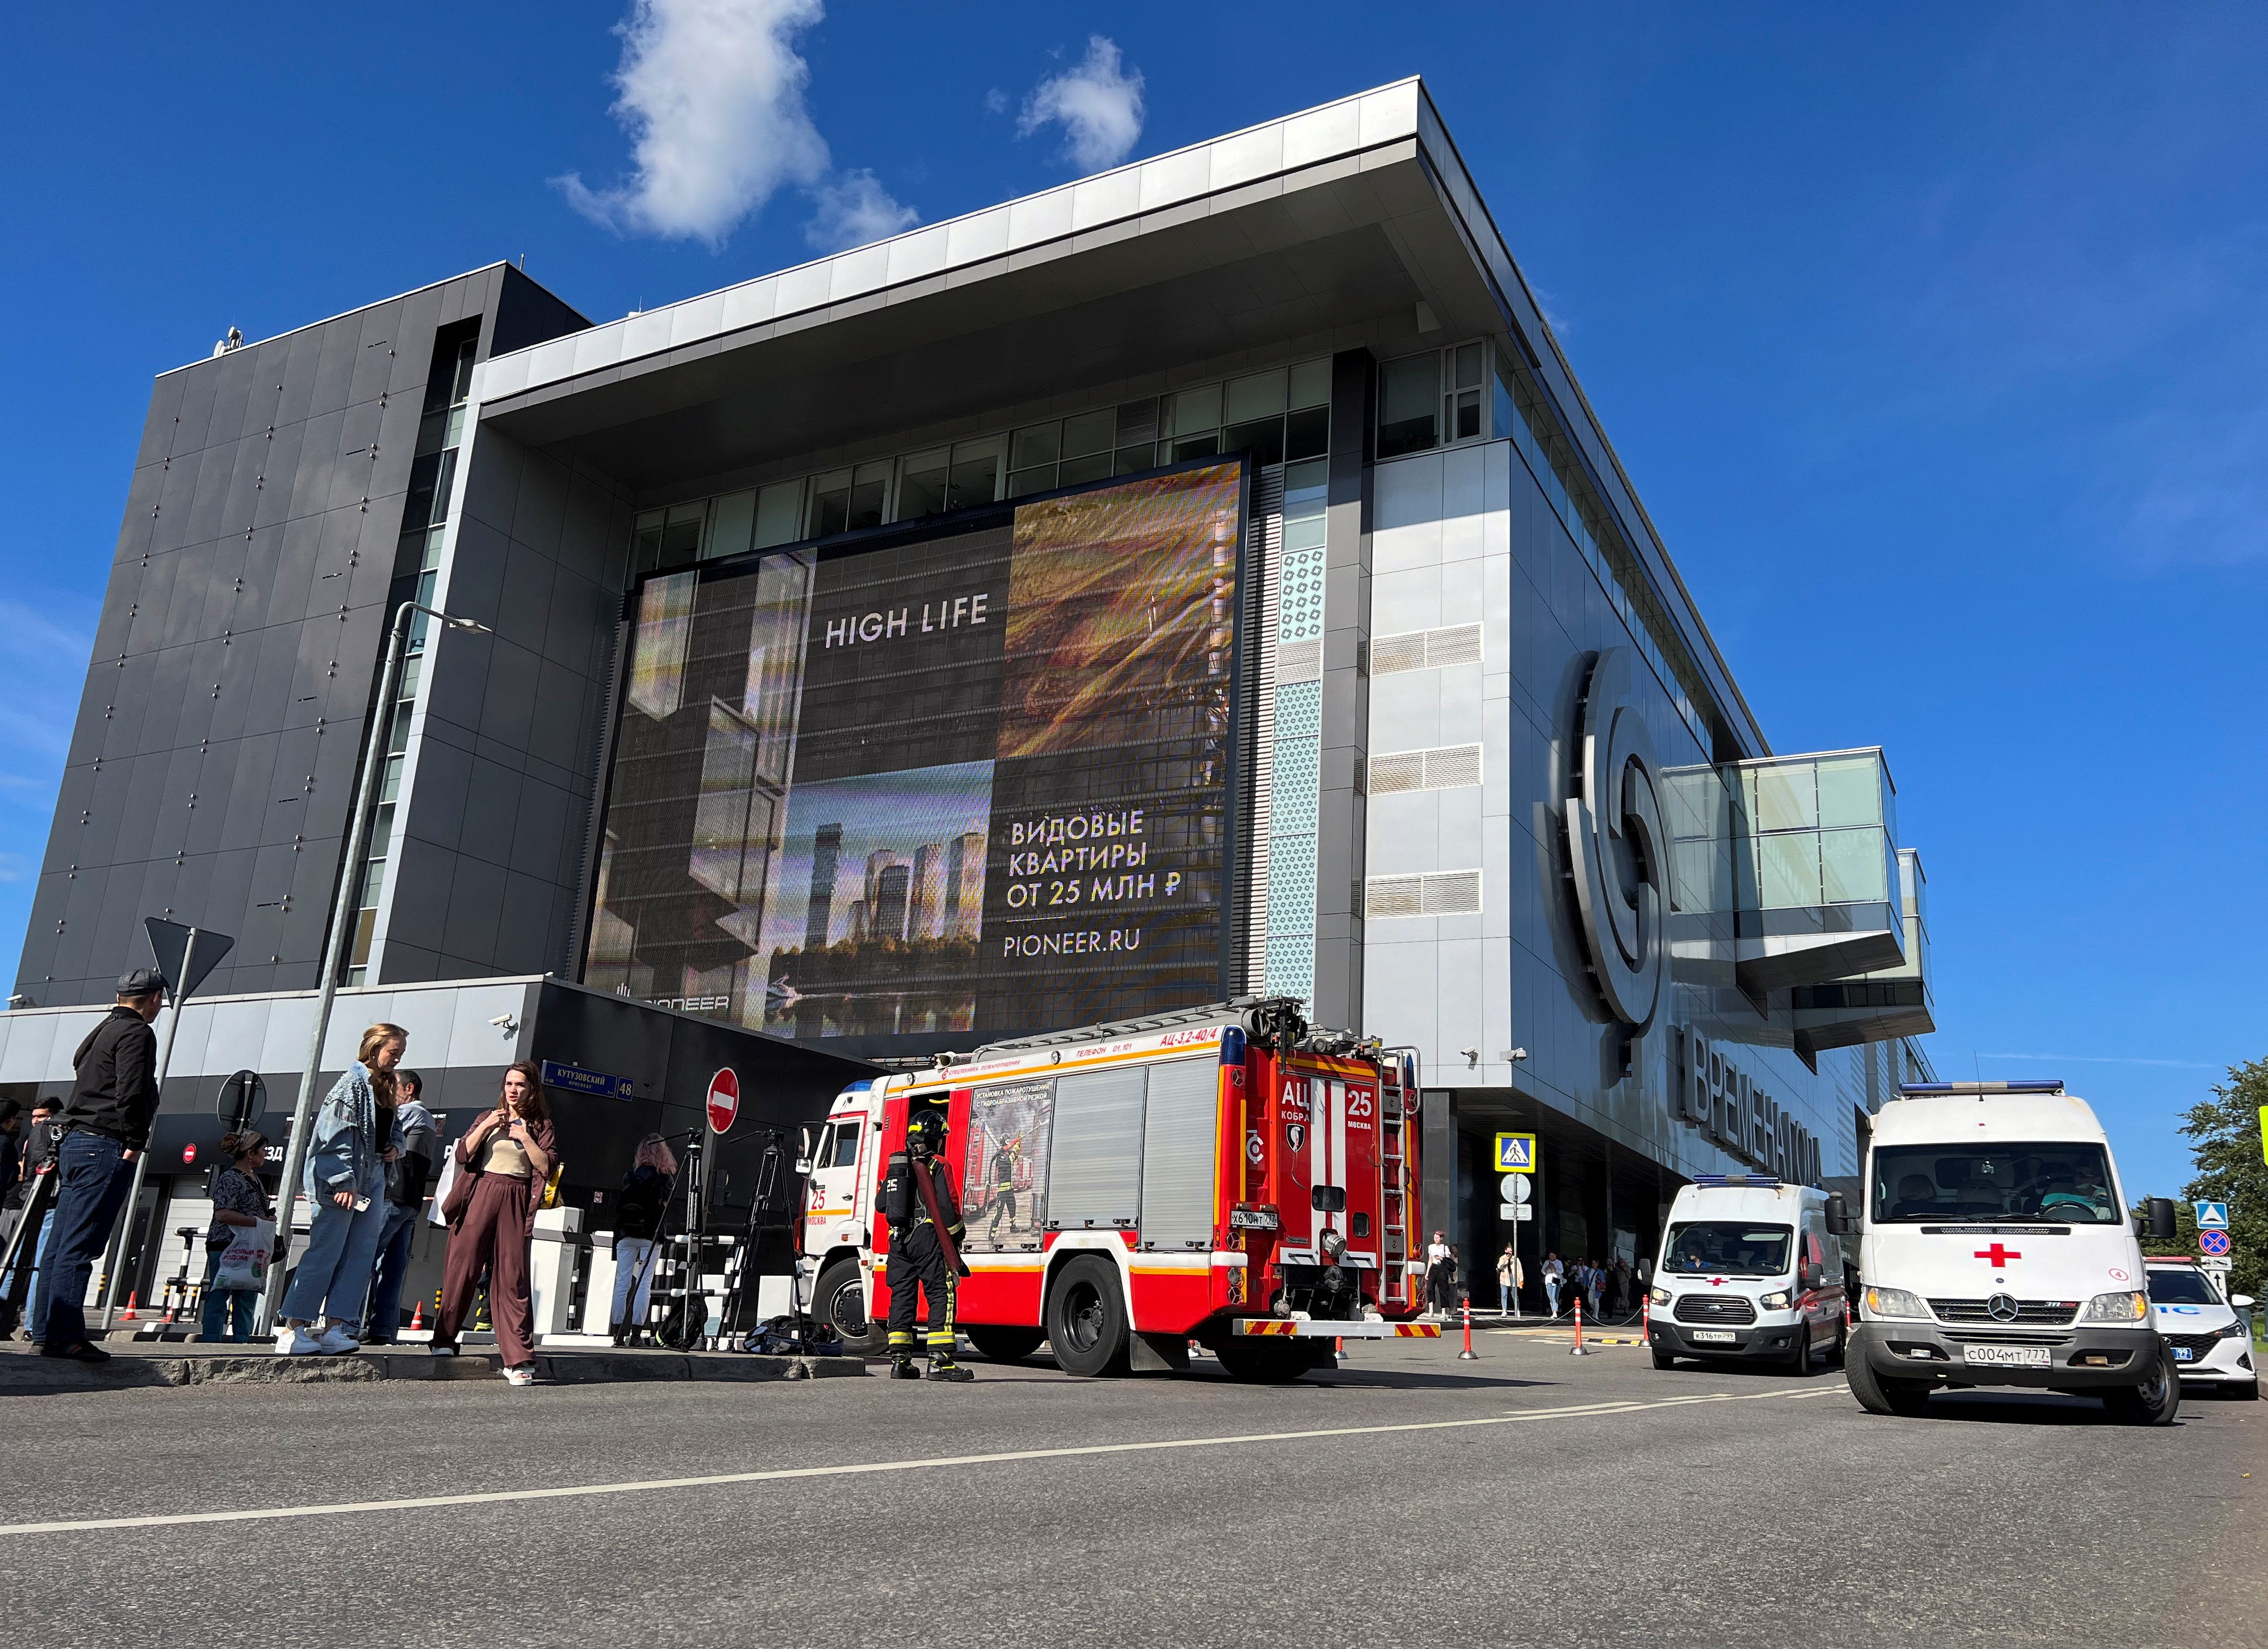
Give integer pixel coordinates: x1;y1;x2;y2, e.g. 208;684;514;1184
964;1326;1045;1365
813;1257;881;1357
1213;1338;1309;1384
1045;1255;1131;1377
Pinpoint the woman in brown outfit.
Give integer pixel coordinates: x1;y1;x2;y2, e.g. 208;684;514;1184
430;1062;557;1383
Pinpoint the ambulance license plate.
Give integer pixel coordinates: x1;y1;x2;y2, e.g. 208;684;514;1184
1691;1330;1736;1344
1963;1344;2051;1367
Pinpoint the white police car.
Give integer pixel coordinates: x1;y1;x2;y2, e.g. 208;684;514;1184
2145;1260;2257;1400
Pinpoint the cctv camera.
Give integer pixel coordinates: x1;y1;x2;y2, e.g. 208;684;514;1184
489;1014;518;1034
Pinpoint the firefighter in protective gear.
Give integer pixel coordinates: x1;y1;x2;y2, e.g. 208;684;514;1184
880;1109;973;1381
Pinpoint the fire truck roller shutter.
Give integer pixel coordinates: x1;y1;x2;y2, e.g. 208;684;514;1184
1140;1058;1220;1251
1049;1066;1147;1231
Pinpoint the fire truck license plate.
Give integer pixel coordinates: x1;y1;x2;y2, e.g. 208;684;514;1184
1962;1344;2051;1367
1690;1330;1736;1343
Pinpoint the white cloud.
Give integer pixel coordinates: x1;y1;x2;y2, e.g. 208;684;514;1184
555;0;915;252
1018;36;1145;173
807;168;920;252
984;87;1009;116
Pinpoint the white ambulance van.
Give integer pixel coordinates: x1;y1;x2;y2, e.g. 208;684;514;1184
1835;1080;2182;1424
1646;1175;1847;1373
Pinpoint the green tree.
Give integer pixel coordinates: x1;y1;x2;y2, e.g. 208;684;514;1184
2173;1057;2267;1303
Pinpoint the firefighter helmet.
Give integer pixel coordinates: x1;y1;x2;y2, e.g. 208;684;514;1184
907;1110;948;1159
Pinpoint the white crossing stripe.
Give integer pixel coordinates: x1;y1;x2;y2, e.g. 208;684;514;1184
0;1385;1848;1537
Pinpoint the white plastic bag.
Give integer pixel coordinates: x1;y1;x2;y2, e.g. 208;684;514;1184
428;1153;460;1227
215;1219;273;1291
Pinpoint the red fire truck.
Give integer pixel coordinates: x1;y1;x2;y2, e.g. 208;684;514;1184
796;998;1440;1380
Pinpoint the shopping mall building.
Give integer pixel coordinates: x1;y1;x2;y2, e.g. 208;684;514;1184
6;78;1934;1310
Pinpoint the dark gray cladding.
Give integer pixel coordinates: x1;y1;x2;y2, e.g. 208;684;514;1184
17;265;588;1007
374;422;632;984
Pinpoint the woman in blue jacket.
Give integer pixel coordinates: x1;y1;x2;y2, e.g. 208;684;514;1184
275;1022;405;1355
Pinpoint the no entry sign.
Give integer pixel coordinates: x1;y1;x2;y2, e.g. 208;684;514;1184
706;1068;740;1136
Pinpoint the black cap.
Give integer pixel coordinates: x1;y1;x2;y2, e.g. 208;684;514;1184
116;967;167;998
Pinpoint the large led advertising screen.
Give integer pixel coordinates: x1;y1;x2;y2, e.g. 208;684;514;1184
583;461;1245;1048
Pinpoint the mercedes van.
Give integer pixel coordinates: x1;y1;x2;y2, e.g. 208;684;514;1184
1836;1081;2181;1425
1646;1175;1847;1373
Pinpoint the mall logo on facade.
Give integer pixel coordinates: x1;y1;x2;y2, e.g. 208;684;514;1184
1562;648;1666;1033
1675;1027;1821;1185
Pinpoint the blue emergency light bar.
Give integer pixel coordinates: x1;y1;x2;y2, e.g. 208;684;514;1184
1897;1081;2065;1096
1692;1174;1782;1188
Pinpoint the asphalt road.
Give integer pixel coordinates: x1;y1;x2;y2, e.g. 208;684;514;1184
3;1328;2260;1648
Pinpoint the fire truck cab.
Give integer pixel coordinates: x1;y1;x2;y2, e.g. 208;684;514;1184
796;998;1439;1380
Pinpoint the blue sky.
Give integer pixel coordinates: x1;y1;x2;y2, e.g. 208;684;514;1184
2;4;2261;1194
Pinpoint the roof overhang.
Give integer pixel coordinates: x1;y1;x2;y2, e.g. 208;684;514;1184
475;82;1505;492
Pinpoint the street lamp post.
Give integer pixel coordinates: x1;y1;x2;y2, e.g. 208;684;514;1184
257;601;489;1335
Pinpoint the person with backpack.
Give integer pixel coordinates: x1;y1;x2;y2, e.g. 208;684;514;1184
361;1070;437;1344
880;1110;972;1382
608;1133;675;1346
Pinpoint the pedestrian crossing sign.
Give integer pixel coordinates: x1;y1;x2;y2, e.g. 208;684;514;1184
1494;1132;1537;1173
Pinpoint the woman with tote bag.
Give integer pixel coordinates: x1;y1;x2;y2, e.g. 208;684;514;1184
429;1062;557;1385
200;1131;271;1342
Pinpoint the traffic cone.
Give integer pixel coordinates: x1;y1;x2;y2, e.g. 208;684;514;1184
119;1291;140;1322
409;1300;425;1332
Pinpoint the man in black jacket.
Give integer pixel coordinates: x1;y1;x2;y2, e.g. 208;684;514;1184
35;969;165;1362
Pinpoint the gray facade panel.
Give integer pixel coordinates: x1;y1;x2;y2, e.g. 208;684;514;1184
15;267;587;1008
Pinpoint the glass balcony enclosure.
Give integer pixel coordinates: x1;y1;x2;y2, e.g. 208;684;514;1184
1663;748;1907;1001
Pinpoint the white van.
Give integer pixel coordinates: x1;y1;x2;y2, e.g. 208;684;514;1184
1647;1175;1847;1373
1835;1081;2181;1425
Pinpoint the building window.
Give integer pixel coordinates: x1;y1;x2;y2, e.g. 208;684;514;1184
349;319;480;985
1376;353;1440;457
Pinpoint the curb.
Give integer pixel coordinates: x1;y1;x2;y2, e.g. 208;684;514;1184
0;1350;870;1392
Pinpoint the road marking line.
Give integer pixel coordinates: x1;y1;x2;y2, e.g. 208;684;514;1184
0;1387;1837;1537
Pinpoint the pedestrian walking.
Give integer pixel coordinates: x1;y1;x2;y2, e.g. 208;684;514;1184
0;1100;22;1212
361;1070;437;1344
1585;1257;1605;1319
0;1100;27;1258
1;1101;60;1334
608;1133;674;1346
33;969;166;1363
275;1023;405;1355
430;1062;557;1384
199;1131;271;1342
1425;1230;1453;1316
1497;1243;1524;1317
1542;1251;1564;1317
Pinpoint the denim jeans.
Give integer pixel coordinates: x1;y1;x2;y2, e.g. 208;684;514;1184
199;1246;257;1342
280;1163;388;1325
362;1202;420;1341
35;1131;136;1347
1544;1278;1561;1315
610;1237;659;1330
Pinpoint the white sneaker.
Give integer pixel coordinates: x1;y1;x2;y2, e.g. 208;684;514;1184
316;1324;361;1355
502;1364;535;1387
279;1326;324;1356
